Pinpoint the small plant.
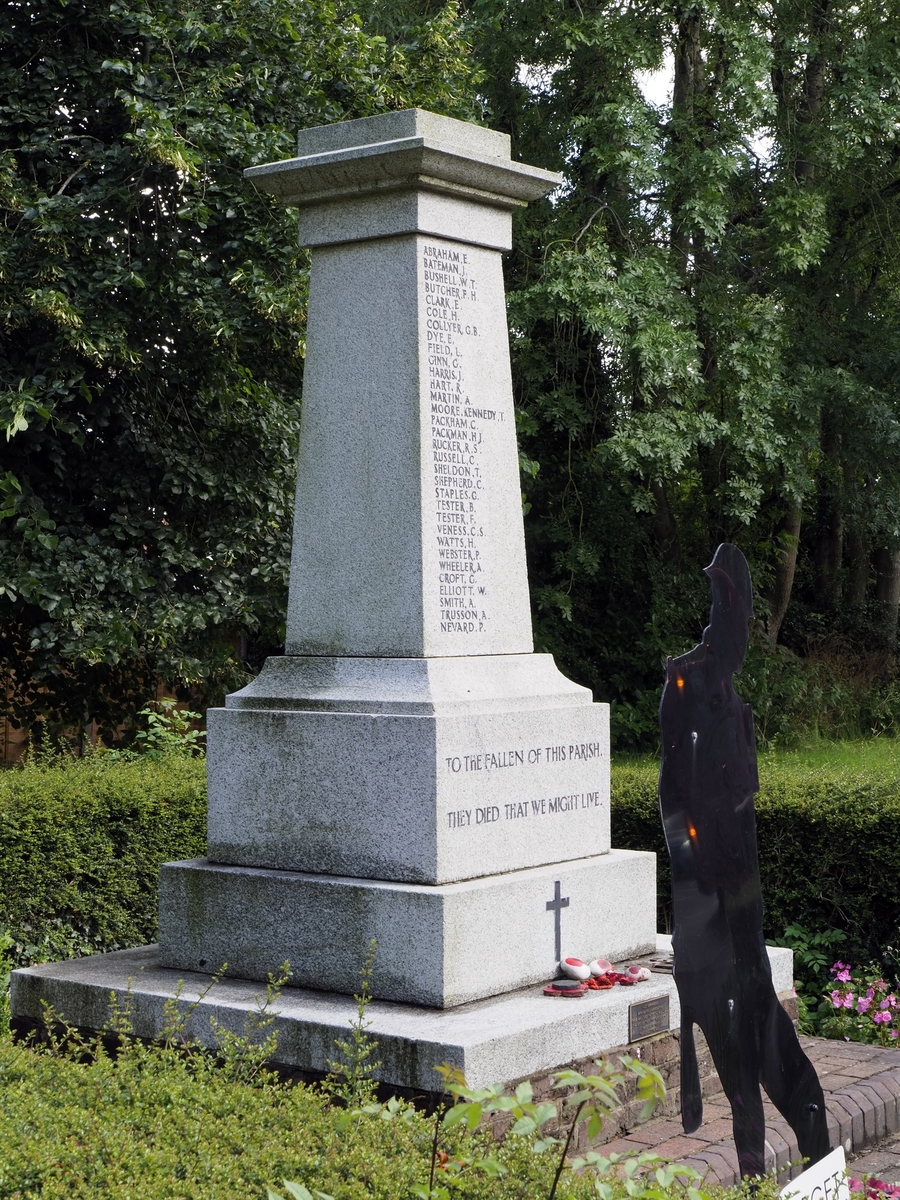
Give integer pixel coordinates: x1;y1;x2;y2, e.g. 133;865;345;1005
208;962;291;1084
850;1178;900;1200
767;923;848;1033
423;1057;683;1200
0;925;16;1037
772;923;848;981
820;961;900;1045
294;1052;707;1200
324;939;382;1106
136;698;204;757
94;960;291;1084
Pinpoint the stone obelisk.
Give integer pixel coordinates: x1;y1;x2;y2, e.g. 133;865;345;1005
156;110;656;1008
15;112;806;1098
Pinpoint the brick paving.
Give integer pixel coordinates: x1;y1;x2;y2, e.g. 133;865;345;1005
599;1038;900;1188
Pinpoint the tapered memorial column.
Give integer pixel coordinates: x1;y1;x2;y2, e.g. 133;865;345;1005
157;110;656;1008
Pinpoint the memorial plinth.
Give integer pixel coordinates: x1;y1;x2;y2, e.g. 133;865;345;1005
12;111;664;1086
154;110;655;1008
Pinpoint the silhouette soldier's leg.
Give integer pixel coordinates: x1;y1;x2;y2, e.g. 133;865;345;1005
701;1006;768;1178
759;997;830;1166
679;1012;703;1133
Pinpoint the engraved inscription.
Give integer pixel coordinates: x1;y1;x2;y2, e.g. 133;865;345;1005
424;240;500;637
444;742;602;772
442;739;606;831
445;792;601;829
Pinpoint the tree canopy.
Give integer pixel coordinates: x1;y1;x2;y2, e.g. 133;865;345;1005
0;0;480;743
466;0;900;744
4;0;900;749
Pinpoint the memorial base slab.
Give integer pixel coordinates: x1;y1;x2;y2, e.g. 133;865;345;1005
10;942;795;1094
207;654;611;885
158;851;656;1008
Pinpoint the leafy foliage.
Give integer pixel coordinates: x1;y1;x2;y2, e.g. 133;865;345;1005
281;1056;710;1200
134;698;203;757
0;0;482;744
8;0;900;749
460;0;900;745
0;1026;693;1199
0;751;206;964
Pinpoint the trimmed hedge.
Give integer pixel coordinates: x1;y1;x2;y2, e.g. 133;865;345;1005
0;754;206;963
3;746;899;976
611;751;900;965
0;1036;622;1199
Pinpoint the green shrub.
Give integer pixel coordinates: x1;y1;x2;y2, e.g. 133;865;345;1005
0;752;206;965
609;761;669;933
611;746;900;969
0;1033;606;1199
0;1014;777;1200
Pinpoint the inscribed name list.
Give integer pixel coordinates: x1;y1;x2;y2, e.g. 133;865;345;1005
421;235;531;654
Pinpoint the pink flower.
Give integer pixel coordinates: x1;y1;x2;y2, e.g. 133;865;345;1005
836;968;852;983
892;1031;899;1039
843;993;855;1009
873;1011;891;1024
860;1180;900;1200
831;989;845;1008
880;997;892;1010
857;997;872;1013
867;988;876;999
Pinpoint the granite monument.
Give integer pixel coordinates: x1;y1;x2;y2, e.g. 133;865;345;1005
156;109;657;1008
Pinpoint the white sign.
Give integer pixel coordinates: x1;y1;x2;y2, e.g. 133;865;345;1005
781;1147;850;1200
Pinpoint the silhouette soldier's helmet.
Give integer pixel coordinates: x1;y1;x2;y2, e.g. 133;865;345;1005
703;543;753;673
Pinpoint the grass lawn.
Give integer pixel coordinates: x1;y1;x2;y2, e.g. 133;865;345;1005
613;734;900;784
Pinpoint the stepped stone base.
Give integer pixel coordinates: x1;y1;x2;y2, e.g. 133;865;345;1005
158;851;656;1008
10;939;794;1094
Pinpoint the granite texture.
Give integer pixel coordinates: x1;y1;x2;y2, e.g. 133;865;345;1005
293;188;519;252
11;940;795;1093
226;653;593;714
244;108;561;252
13;944;673;1091
168;110;651;1011
206;698;610;883
158;851;655;1007
294;109;510;160
283;233;533;658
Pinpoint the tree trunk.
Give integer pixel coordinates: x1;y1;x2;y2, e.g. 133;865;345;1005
766;506;802;642
874;547;900;657
651;478;682;568
797;0;830;184
844;520;869;610
814;502;843;610
671;9;704;279
814;418;843;610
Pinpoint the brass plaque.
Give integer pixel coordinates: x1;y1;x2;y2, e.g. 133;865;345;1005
628;995;670;1042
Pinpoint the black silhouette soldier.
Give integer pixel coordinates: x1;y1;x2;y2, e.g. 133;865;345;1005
658;543;830;1178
